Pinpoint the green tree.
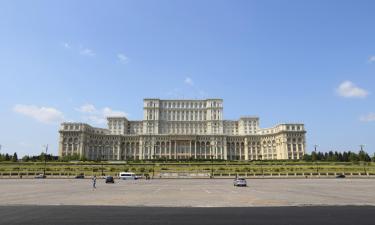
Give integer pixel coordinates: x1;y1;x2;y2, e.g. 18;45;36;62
311;151;318;161
302;154;312;161
59;153;81;162
12;152;18;162
342;152;349;162
348;151;359;162
358;150;371;162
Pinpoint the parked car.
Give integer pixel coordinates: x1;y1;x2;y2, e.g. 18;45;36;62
75;174;85;179
35;174;46;179
119;172;138;180
233;178;247;187
336;174;346;178
105;176;115;183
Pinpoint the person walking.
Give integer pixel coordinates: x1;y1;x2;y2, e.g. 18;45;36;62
92;175;97;190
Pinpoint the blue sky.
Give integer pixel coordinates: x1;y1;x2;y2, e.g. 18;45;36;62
0;0;374;156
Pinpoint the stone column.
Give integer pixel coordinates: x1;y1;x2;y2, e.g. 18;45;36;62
302;141;306;156
160;142;163;158
204;143;207;159
189;141;192;158
133;143;136;160
228;143;231;160
139;140;143;160
244;138;249;161
223;138;228;160
210;141;213;159
174;141;177;159
233;143;236;160
151;138;155;160
237;143;240;160
296;143;299;160
117;143;121;160
213;142;216;159
195;142;197;158
262;142;266;161
215;141;218;159
249;145;252;160
238;143;241;161
79;134;84;158
219;142;223;160
169;141;172;159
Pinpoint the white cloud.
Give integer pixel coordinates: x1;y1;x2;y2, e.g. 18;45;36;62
101;107;127;117
61;43;97;57
77;104;128;124
184;77;194;86
62;42;71;49
336;81;369;98
360;113;375;122
167;77;209;99
368;56;375;63
77;104;96;113
117;53;129;64
80;48;95;57
13;104;64;124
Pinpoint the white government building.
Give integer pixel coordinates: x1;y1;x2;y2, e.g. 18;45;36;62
59;98;306;161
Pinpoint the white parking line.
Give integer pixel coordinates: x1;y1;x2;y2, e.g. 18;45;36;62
153;188;161;194
204;190;211;194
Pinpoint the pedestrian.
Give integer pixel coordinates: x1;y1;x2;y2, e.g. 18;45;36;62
92;175;97;190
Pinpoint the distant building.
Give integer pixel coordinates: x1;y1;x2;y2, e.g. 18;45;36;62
59;98;306;160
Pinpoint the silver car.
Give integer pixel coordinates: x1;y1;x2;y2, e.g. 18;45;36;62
233;178;247;187
35;174;46;179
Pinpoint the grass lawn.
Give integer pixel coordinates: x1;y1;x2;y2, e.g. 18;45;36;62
0;161;374;176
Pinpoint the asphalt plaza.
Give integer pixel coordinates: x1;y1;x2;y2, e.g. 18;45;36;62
1;178;375;207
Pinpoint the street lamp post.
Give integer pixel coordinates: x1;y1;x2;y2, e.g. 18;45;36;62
314;144;319;174
152;154;156;179
360;145;367;175
43;144;48;177
210;154;214;179
101;154;105;177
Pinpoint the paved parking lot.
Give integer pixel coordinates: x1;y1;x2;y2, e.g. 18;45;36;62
1;179;374;207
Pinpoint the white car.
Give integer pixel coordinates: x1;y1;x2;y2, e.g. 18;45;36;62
233;178;247;187
35;174;46;179
119;172;138;180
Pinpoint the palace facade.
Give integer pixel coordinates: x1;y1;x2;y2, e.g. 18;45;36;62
58;98;306;161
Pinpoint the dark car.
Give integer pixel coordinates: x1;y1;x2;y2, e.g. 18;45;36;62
75;174;85;179
336;174;346;178
105;176;115;183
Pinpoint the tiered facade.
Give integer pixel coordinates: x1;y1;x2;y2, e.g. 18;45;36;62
59;99;306;160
